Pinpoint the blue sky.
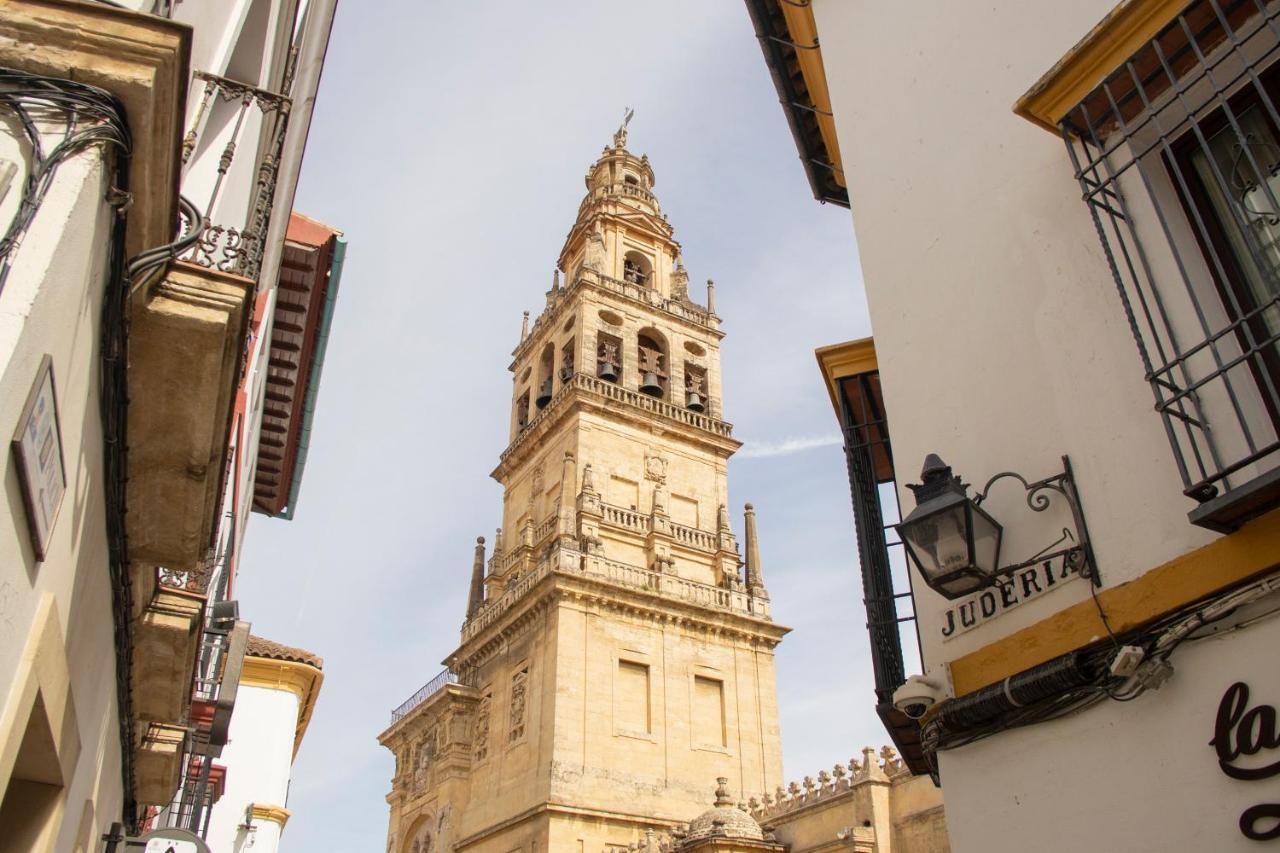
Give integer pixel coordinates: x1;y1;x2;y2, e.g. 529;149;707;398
235;2;898;847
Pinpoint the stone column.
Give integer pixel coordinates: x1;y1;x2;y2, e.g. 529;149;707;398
557;451;578;542
466;536;486;618
744;503;767;598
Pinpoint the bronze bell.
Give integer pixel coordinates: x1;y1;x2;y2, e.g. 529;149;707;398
559;366;574;383
598;361;619;383
639;371;664;397
535;378;552;409
686;391;705;412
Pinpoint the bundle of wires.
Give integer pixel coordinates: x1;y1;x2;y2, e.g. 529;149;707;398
0;68;131;293
921;569;1280;775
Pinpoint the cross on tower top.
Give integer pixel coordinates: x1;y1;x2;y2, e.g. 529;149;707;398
613;106;635;148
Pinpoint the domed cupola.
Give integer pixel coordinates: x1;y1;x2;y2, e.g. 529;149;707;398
685;778;766;842
582;113;660;216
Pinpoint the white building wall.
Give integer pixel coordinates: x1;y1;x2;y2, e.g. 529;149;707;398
809;0;1221;669
802;1;1280;851
938;615;1280;853
205;682;301;853
0;140;124;850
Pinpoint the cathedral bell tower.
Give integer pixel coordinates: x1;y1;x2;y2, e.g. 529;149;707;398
380;122;788;853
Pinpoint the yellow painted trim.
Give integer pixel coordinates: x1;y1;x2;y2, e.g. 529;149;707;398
240;656;324;758
251;803;292;828
1014;0;1187;132
778;2;845;187
815;337;877;422
951;506;1280;695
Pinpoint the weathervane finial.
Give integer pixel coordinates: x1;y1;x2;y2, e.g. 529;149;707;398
614;106;635;148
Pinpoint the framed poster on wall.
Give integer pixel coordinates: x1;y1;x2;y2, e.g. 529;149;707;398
11;354;66;561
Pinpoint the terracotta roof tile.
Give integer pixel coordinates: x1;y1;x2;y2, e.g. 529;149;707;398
246;634;323;670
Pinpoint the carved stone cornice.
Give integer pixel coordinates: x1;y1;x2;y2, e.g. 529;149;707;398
0;0;190;259
449;559;788;675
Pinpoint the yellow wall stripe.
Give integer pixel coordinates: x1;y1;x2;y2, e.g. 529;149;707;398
951;506;1280;695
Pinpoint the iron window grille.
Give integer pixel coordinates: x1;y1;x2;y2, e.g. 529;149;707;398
1061;0;1280;531
836;370;927;774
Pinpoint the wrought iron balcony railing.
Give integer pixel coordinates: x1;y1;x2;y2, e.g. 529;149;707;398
390;667;474;725
1057;0;1280;530
176;69;292;281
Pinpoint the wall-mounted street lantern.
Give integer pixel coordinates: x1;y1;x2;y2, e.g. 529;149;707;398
896;454;1097;600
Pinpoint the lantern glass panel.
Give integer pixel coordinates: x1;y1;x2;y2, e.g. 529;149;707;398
901;503;970;583
969;504;1002;577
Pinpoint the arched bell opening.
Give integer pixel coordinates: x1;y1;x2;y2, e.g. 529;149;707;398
559;337;576;385
535;344;554;409
637;330;668;398
515;389;530;431
684;362;707;412
623;250;653;287
596;332;622;383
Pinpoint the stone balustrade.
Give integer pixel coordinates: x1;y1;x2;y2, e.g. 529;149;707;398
576;373;733;436
511;267;717;367
602;502;647;532
462;544;768;643
670;521;718;551
749;746;907;822
612;181;658;206
499;371;734;466
462;560;552;642
532;514;557;544
587;270;713;328
598;502;722;552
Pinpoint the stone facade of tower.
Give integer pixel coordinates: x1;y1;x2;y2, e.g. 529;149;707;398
378;126;788;853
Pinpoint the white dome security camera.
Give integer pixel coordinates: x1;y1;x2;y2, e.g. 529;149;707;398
892;674;945;719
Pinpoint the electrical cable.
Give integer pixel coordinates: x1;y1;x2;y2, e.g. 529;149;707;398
925;569;1280;767
0;69;130;295
0;65;141;830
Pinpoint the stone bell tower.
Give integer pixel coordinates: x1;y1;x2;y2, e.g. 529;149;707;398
379;122;788;853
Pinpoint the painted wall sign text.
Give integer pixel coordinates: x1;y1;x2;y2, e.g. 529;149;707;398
1211;681;1280;841
939;553;1082;641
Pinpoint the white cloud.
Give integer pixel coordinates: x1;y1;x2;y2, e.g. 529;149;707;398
738;433;844;459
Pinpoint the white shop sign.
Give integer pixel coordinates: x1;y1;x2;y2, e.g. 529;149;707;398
939;552;1083;641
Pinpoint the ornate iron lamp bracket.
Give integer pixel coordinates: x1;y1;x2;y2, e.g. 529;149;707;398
972;455;1100;586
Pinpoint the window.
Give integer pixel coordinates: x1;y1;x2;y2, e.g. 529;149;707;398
692;675;726;748
615;660;651;734
1174;89;1280;412
1059;0;1280;530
